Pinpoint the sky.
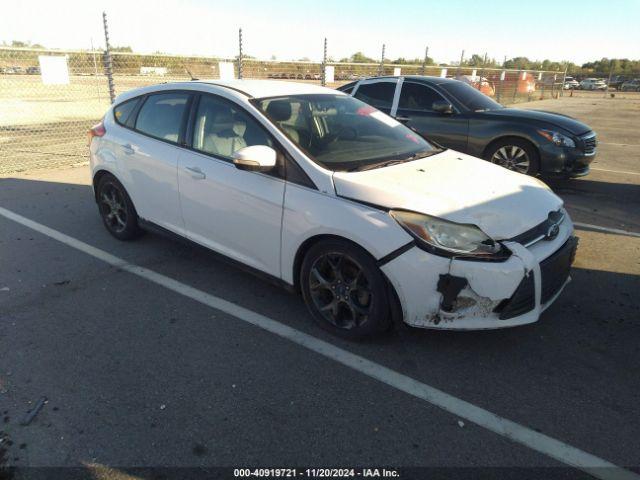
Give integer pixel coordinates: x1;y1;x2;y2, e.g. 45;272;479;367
1;0;639;64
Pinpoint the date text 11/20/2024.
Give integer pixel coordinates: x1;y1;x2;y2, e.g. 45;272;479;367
234;468;400;478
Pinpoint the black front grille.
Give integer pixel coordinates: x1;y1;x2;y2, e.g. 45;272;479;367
509;209;565;247
495;273;535;320
581;132;597;155
540;236;578;304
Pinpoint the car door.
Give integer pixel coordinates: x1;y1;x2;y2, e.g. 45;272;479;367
394;81;469;152
124;91;192;234
352;78;399;115
177;93;285;276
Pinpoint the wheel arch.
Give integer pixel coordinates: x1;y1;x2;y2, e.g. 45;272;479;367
92;169;115;203
292;233;404;327
482;135;540;161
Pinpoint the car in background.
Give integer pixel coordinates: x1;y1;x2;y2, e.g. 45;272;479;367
88;79;577;336
579;78;607;90
338;76;596;177
563;77;580;89
459;75;495;96
608;75;627;90
26;66;40;75
620;79;640;92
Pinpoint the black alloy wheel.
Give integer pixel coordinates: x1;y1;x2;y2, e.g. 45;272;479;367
97;174;142;240
301;239;392;338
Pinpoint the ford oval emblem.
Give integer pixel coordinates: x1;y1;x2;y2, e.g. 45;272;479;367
546;223;560;240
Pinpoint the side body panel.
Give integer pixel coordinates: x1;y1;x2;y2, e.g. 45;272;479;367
93;113;185;234
177;149;286;276
280;183;413;285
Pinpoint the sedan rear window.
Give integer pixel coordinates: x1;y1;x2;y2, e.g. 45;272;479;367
439;81;503;112
353;82;396;110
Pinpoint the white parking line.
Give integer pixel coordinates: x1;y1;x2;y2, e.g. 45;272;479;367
1;205;638;480
591;167;640;176
574;222;640;238
598;143;640;147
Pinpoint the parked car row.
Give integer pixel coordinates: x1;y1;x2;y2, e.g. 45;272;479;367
88;76;584;338
0;65;40;74
562;76;640;91
267;72;321;80
620;79;640;91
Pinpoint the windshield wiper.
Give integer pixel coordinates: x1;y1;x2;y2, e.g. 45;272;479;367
347;149;443;172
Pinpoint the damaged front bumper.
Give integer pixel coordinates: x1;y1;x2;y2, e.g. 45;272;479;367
380;216;576;330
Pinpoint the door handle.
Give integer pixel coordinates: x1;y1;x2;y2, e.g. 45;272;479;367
185;166;206;179
122;143;135;155
395;115;410;123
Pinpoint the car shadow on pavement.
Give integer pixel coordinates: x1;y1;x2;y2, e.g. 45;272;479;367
544;176;640;230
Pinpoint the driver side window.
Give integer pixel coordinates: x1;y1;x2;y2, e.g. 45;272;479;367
192;95;273;159
398;82;446;112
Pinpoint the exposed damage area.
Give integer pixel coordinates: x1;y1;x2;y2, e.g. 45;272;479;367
380;216;576;330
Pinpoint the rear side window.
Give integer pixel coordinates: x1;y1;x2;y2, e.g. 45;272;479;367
354;82;396;110
398;83;445;111
135;93;190;143
113;98;140;126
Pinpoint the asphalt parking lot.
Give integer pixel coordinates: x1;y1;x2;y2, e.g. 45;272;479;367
0;93;639;480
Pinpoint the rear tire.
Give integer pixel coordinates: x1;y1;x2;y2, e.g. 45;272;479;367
484;138;540;176
96;174;142;241
301;239;392;339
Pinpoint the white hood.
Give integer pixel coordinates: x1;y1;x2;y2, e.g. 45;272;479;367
332;150;563;240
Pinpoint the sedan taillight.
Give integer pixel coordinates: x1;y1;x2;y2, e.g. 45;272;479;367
88;120;106;146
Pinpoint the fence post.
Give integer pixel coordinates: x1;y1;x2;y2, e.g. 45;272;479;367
102;12;115;104
237;28;243;79
513;70;521;103
457;49;464;78
478;52;487;91
605;61;614;97
561;65;568;97
421;46;429;75
497;70;505;103
321;37;327;86
378;44;385;76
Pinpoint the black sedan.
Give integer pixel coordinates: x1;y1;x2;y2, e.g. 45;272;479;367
338;76;596;177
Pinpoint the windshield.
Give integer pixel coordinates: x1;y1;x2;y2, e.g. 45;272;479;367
254;94;436;171
439;81;503;112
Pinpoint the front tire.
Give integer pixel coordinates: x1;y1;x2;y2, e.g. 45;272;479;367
484;138;540;175
301;239;392;339
97;174;142;240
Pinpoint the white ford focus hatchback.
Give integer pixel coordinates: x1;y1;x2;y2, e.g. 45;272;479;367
89;80;577;337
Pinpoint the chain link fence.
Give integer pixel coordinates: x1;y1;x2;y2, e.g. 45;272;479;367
1;45;564;174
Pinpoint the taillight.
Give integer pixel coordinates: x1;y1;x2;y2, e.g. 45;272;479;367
88;120;106;146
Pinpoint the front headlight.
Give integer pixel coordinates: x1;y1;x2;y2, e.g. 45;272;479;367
537;129;576;148
390;210;509;259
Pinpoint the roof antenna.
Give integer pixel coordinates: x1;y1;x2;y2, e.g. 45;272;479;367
183;64;198;81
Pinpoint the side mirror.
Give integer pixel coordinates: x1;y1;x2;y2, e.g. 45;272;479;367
432;100;454;114
232;145;277;172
